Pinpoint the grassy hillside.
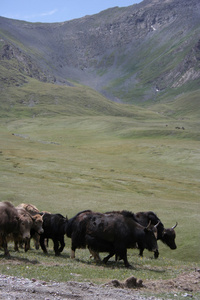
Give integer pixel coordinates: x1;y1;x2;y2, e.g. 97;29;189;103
1;75;199;121
0;4;199;296
0;113;199;259
0;76;199;300
151;88;200;120
0;103;199;299
104;26;200;105
0;78;161;119
1;0;200;107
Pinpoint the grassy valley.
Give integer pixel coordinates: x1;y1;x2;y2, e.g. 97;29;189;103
0;80;199;279
0;1;199;298
0;100;199;298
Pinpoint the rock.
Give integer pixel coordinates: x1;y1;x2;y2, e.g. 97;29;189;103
124;276;144;288
107;276;143;289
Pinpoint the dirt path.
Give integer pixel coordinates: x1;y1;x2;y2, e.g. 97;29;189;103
0;269;199;299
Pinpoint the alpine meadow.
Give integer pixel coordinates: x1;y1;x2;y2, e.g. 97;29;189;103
0;0;200;299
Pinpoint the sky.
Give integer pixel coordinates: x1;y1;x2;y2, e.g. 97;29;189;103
1;0;142;23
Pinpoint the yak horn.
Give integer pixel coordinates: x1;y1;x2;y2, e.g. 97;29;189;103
154;221;160;228
146;220;151;229
172;222;178;229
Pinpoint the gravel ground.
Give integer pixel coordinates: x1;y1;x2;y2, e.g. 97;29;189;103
0;274;159;300
0;269;200;300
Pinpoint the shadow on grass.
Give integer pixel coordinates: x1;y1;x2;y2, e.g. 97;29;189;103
74;257;135;269
0;253;40;264
0;246;70;263
32;249;70;259
73;254;168;273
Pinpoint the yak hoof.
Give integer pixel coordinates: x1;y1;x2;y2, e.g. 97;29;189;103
125;263;134;269
103;258;108;264
4;252;11;259
154;250;159;259
71;250;75;259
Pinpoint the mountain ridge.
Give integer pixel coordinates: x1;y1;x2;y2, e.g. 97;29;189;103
0;0;200;106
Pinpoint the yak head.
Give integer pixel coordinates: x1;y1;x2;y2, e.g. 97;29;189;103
162;222;178;249
143;221;159;252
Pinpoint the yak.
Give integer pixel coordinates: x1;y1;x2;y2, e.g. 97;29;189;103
40;213;68;256
135;211;177;258
0;201;33;257
67;210;158;268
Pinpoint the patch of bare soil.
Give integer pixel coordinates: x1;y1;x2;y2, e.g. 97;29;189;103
0;269;199;299
144;269;200;294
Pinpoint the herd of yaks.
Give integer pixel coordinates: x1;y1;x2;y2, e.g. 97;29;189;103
0;201;177;268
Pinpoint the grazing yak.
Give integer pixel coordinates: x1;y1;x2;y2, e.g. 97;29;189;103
40;213;68;256
8;206;33;252
0;201;33;257
17;203;44;250
88;210;177;260
134;211;177;258
67;210;158;268
67;210;92;258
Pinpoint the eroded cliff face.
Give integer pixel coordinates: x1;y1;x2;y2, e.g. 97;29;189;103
0;0;199;102
0;44;55;85
51;0;198;67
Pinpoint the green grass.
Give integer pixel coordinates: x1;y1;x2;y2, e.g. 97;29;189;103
0;78;159;119
103;25;200;105
0;81;199;299
151;88;200;119
0;115;199;260
0;242;199;299
0;244;197;283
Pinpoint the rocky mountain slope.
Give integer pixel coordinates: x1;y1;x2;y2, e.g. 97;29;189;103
0;0;200;105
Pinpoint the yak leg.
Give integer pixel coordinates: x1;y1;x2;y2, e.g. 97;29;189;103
24;239;30;252
40;236;48;254
89;248;101;261
14;240;19;252
33;233;40;250
53;239;60;256
71;249;75;259
116;246;131;268
139;247;159;259
154;249;159;258
58;237;65;253
123;256;131;268
121;249;131;268
25;238;31;252
2;236;10;257
139;248;144;257
103;252;115;264
71;241;77;258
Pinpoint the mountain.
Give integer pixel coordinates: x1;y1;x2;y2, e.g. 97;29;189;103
0;0;200;109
